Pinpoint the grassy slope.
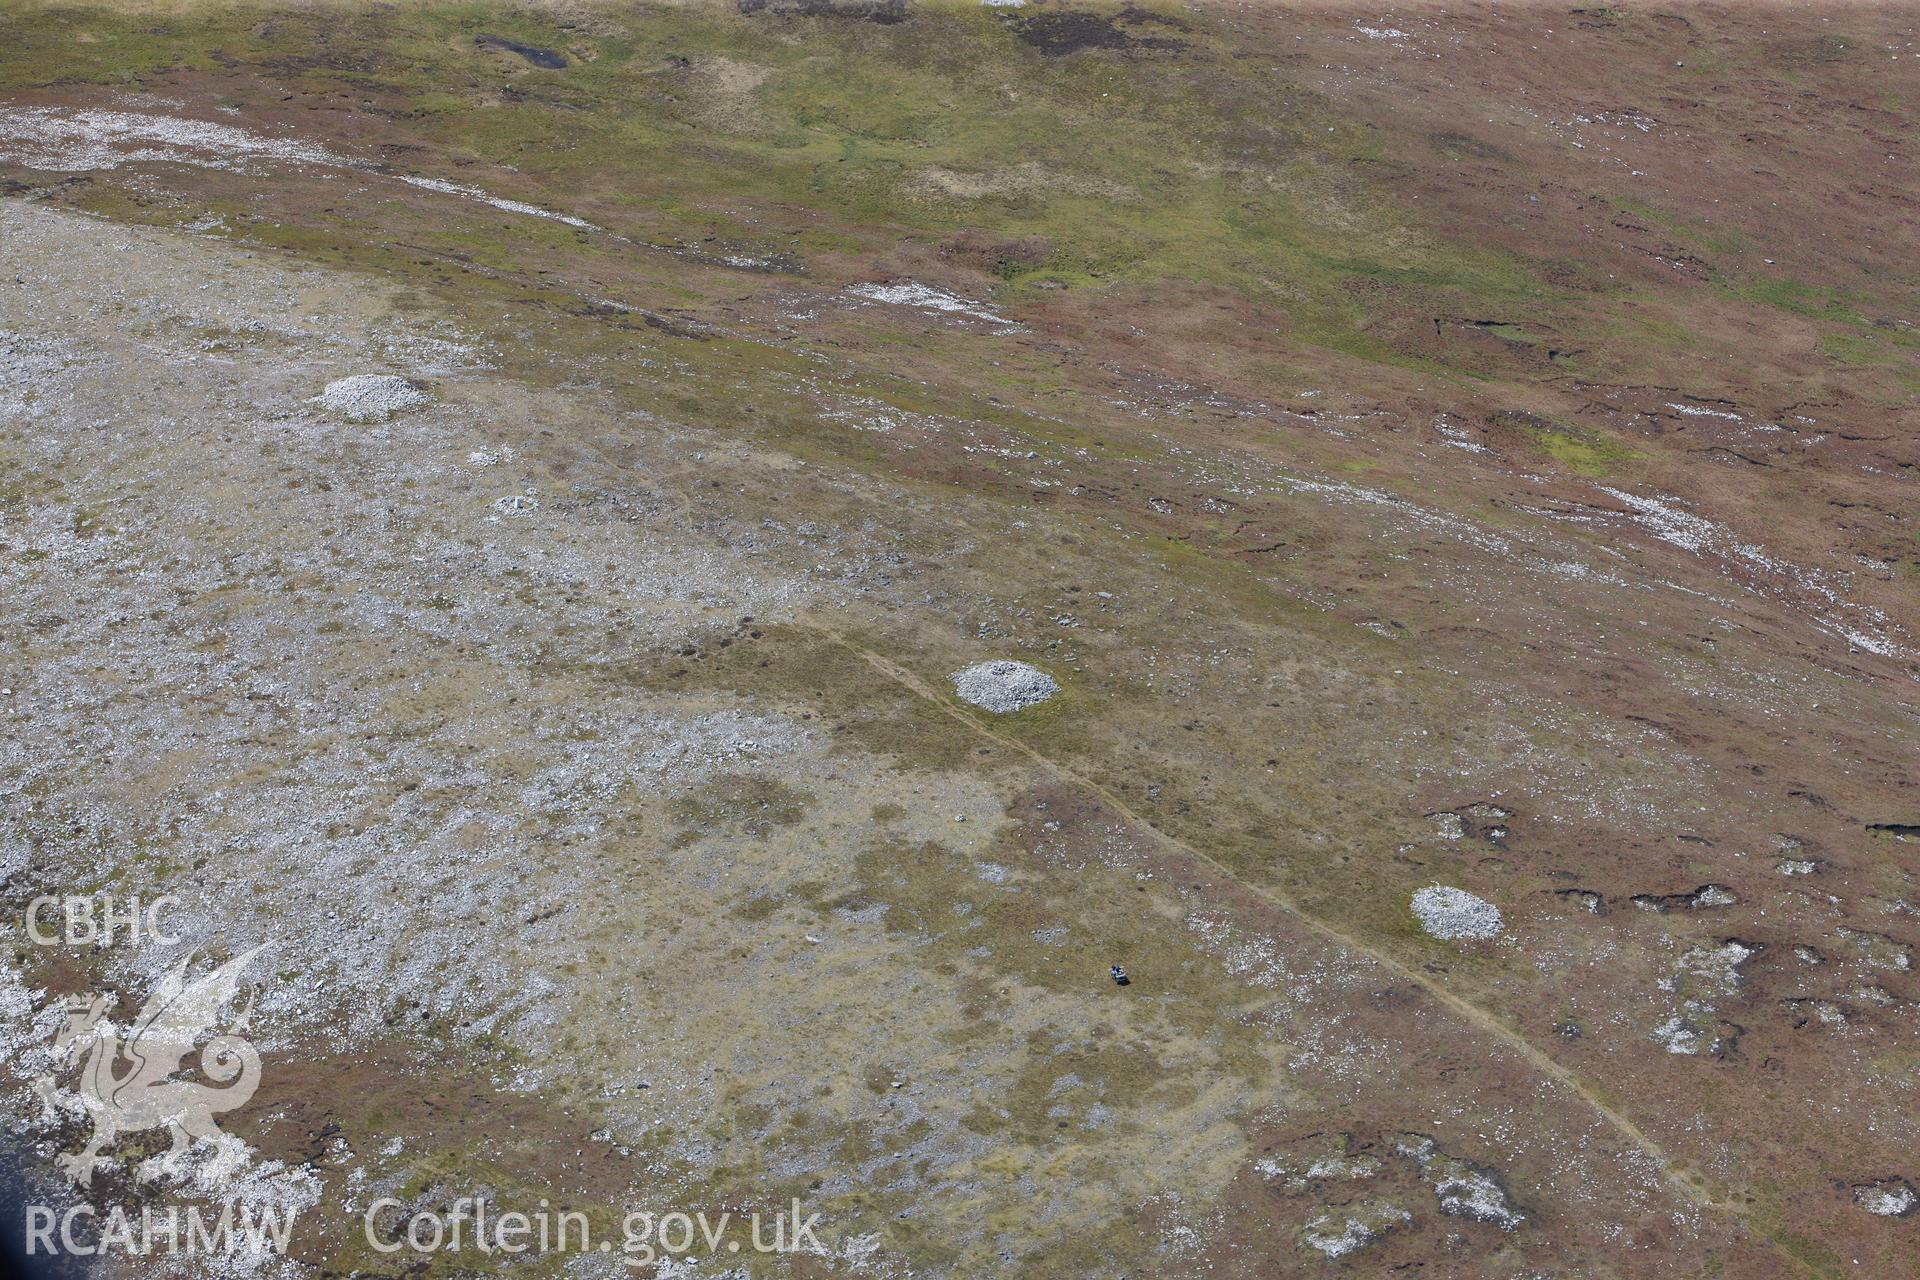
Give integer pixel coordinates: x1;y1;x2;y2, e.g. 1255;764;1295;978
0;1;1559;368
2;6;1918;1275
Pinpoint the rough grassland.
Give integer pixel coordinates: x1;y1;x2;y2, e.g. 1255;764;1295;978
1;3;1917;1278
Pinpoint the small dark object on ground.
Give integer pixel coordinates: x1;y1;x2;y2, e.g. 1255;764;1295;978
1110;965;1130;986
738;0;909;23
475;35;568;69
1006;11;1186;57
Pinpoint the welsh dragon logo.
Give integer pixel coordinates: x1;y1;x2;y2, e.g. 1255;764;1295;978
34;946;268;1188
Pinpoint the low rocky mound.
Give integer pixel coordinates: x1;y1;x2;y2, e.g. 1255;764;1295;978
1411;886;1503;941
315;374;429;422
951;660;1058;713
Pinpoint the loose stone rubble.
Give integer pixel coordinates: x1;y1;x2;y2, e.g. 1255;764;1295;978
1410;885;1503;940
313;373;430;422
1855;1178;1918;1217
950;660;1059;712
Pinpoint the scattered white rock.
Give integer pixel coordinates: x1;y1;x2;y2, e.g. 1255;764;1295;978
1649;1014;1704;1055
1786;998;1848;1028
1300;1201;1410;1258
396;175;598;231
1837;928;1911;972
1777;858;1818;876
0;107;606;238
1410;885;1502;940
1558;889;1605;915
1651;940;1757;1055
846;280;1021;329
951;660;1059;713
1600;485;1907;659
1396;1134;1524;1230
1668;940;1758;994
1256;1149;1382;1192
1429;1162;1524;1229
1856;1178;1917;1217
313;374;428;422
1305;1154;1383;1181
0;105;352;174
